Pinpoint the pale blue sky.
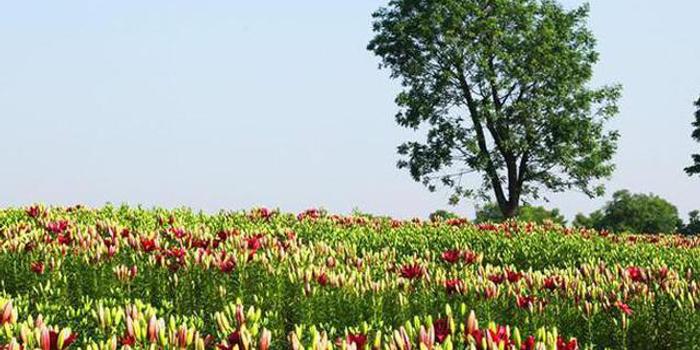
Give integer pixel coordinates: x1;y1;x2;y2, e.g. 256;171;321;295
0;1;698;221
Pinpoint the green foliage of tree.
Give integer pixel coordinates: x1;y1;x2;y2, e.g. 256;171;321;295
680;210;700;235
429;209;460;221
475;202;566;225
367;0;621;218
573;190;681;234
685;96;700;176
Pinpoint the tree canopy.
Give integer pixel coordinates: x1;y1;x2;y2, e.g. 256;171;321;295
475;202;566;225
573;190;681;234
368;0;621;218
684;95;700;176
680;210;700;235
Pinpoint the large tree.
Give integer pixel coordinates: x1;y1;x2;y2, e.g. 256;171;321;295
685;95;700;176
368;0;621;217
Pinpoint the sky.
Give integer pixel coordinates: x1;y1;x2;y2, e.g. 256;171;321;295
0;1;698;221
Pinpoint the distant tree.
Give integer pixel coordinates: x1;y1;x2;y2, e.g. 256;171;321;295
685;96;700;176
368;0;621;219
573;190;681;234
681;210;700;235
572;210;604;229
475;202;566;225
429;209;460;221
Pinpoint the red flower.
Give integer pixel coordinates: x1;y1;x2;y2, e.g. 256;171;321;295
544;276;560;291
46;221;69;234
42;329;78;350
615;300;633;315
488;273;505;285
556;337;578;350
441;249;461;264
169;227;187;239
316;272;329;286
56;234;72;246
120;334;135;346
506;270;523;283
626;266;646;283
516;295;534;309
297;209;321;221
467;325;510;347
399;263;423;279
167;247;186;260
140;238;157;253
218;331;243;350
246;234;264;251
433;318;450;344
463;250;479;264
487;326;510;346
468;328;484;344
26;205;42;218
251;208;273;220
521;335;536;350
345;333;367;349
444;279;464;295
218;259;236;273
31;261;45;275
120;228;131;238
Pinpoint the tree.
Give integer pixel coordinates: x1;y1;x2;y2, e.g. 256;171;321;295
572;210;604;229
573;190;681;234
429;209;460;221
475;202;566;225
680;210;700;235
368;0;621;218
684;95;700;176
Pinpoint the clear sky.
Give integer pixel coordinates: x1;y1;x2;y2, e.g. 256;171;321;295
0;1;698;221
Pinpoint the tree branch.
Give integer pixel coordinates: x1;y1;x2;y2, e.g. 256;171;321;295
454;63;508;208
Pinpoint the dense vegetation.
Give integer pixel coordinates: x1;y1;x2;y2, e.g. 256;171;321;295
2;205;700;350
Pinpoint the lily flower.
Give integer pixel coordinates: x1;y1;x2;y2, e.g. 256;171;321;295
433;318;450;344
345;333;367;349
441;250;461;264
399;263;424;280
31;261;46;275
444;279;463;295
556;337;578;350
615;300;633;316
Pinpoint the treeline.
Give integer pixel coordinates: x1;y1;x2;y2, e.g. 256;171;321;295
432;189;699;235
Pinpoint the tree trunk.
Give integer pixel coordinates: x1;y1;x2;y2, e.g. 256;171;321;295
500;201;519;219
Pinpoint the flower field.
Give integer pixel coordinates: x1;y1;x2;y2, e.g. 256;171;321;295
1;206;700;350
